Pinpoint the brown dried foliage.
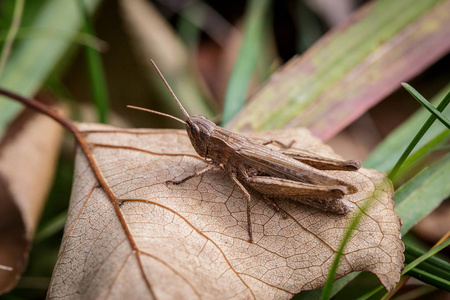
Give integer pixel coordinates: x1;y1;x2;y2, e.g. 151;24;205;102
47;123;403;299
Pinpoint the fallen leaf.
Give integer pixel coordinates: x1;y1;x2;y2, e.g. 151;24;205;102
0;107;63;294
48;123;403;299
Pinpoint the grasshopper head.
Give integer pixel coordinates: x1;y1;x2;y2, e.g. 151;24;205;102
186;115;215;158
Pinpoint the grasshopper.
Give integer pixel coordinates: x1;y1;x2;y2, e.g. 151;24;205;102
129;60;361;242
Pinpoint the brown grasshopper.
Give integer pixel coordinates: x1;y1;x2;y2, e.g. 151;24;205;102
129;60;361;242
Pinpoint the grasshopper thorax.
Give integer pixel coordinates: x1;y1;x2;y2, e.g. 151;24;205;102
186;115;216;158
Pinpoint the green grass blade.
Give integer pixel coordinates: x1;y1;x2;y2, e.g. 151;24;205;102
390;130;450;185
402;238;450;275
221;0;270;125
76;0;109;123
350;152;450;299
403;268;450;292
0;0;102;136
355;285;384;300
365;84;450;172
395;153;450;235
0;27;107;51
294;273;360;299
358;239;450;299
405;244;450;279
402;83;450;129
0;0;24;77
34;211;67;243
321;199;374;299
388;86;450;179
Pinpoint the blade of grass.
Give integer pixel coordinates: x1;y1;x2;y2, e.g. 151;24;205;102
395;153;450;234
0;28;107;51
34;211;67;243
355;285;384;300
405;243;450;280
76;0;109;123
402;83;450;130
0;0;24;77
402;264;450;292
388;86;450;179
359;237;450;299
389;130;450;186
383;237;450;298
294;273;360;299
321;198;375;299
364;84;450;172
315;152;450;299
221;0;271;125
402;238;450;275
0;0;102;136
354;241;450;300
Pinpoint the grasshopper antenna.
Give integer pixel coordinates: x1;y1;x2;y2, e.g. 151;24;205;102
127;105;186;125
150;59;190;119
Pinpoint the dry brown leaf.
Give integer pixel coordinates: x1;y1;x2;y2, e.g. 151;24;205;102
48;123;403;299
0;107;63;294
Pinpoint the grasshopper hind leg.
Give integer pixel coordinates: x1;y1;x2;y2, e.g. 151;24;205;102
230;173;254;243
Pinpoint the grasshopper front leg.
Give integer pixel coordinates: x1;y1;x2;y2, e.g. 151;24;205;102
166;164;216;184
245;176;355;214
